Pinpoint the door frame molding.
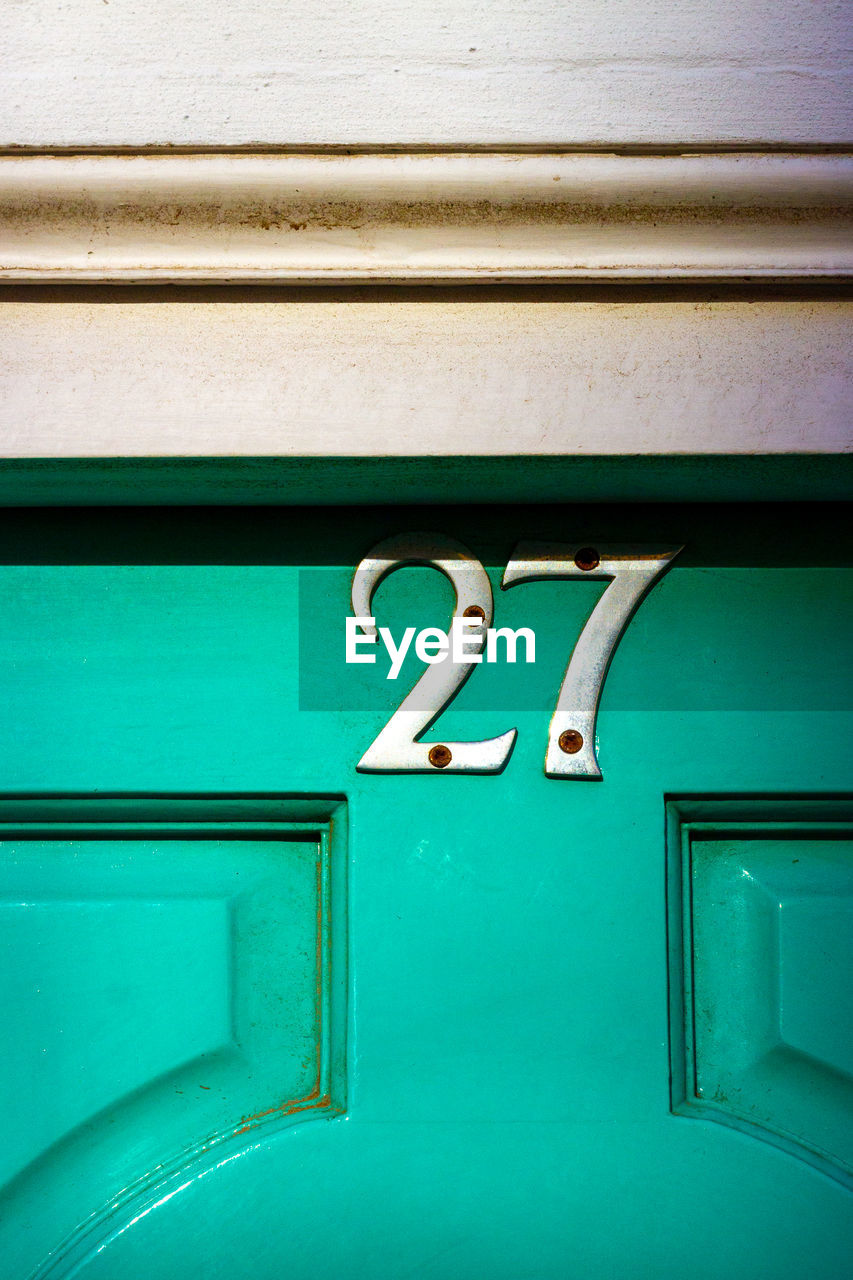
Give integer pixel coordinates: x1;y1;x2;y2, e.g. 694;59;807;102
2;149;852;284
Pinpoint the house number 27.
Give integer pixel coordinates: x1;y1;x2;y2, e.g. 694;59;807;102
351;533;681;778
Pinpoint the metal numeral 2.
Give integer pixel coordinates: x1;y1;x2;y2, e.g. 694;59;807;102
352;534;681;777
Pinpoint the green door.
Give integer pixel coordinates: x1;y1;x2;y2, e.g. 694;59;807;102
1;500;851;1279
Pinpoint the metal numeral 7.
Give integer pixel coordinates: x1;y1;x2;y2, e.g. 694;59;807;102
502;542;682;779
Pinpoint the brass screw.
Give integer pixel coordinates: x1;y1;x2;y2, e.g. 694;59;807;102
574;547;600;572
558;729;584;754
462;605;485;621
428;744;453;768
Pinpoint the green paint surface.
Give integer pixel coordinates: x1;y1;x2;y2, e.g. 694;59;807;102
0;503;850;1279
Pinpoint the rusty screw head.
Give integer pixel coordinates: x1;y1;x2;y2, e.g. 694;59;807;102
574;547;600;572
558;729;584;754
462;605;485;621
428;744;453;769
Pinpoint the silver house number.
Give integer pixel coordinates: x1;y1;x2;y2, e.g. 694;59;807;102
351;533;681;778
351;533;518;774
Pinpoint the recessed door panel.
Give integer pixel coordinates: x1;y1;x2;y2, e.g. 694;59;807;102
668;803;853;1187
0;803;345;1279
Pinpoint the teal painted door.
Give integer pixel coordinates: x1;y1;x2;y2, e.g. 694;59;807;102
1;503;851;1279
